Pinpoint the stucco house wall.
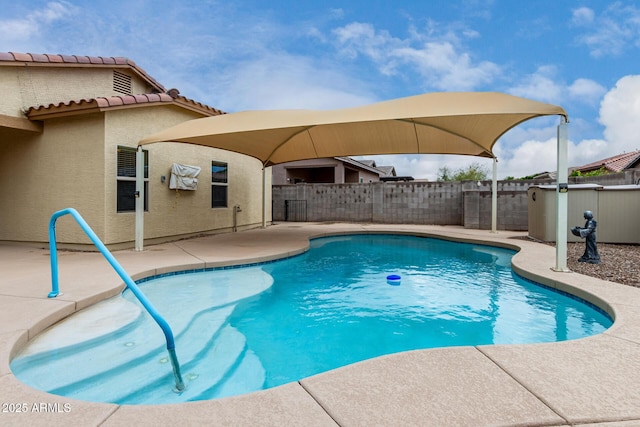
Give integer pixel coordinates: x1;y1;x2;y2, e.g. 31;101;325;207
104;106;269;244
0;52;271;249
1;66;154;116
0;113;105;243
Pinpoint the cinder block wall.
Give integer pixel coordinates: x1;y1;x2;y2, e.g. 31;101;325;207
273;181;479;228
463;190;529;231
272;181;531;229
272;173;637;230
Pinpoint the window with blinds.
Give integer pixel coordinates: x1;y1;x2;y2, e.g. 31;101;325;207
211;161;228;208
113;71;133;95
117;146;149;212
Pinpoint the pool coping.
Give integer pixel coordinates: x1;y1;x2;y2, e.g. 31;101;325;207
1;223;640;426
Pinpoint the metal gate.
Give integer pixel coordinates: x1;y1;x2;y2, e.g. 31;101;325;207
284;200;307;221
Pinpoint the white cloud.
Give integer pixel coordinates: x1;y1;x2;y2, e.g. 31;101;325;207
500;138;559;176
573;3;640;57
33;1;73;22
493;74;640;178
567;78;607;105
0;2;76;47
391;42;500;90
333;22;398;63
332;20;501;91
354;154;495;181
509;66;563;103
492;135;608;179
510;68;606;107
599;75;640;152
572;7;595;25
208;54;376;111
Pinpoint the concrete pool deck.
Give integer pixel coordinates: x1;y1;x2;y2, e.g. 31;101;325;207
1;222;640;426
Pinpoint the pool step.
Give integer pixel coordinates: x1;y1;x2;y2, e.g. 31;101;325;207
12;268;275;404
16;303;232;397
195;349;266;401
122;326;266;404
16;297;144;357
109;325;261;404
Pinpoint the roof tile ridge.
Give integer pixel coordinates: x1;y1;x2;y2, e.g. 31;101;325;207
25;91;219;119
27;98;101;113
44;54;64;63
107;96;125;106
9;52;32;62
30;53;49;62
175;93;226;115
0;51;166;92
577;149;640;172
627;150;640;164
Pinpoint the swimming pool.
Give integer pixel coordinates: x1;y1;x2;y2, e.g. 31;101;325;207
11;234;612;405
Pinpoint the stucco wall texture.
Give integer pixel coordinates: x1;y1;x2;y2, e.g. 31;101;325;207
1;62;271;249
0;105;271;247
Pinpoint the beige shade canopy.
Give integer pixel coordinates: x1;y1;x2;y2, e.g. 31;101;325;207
139;91;567;166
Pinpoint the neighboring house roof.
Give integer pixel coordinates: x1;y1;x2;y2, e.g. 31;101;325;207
376;165;396;177
0;51;165;92
342;157;401;177
26;90;224;120
532;171;556;180
574;150;640;173
359;159;377;168
335;156;388;176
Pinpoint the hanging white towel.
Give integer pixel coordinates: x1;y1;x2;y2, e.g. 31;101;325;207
169;163;201;190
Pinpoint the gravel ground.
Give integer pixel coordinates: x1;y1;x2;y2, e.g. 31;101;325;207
525;239;640;288
564;241;640;288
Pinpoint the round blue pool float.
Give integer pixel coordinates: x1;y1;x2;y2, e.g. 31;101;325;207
386;274;401;285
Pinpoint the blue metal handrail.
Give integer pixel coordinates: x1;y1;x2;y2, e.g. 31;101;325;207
47;208;185;392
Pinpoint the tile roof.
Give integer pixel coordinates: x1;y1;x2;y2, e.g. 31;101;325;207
575;149;640;173
0;52;225;119
0;51;165;92
26;91;225;120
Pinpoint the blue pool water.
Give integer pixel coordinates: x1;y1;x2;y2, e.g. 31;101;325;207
11;234;612;404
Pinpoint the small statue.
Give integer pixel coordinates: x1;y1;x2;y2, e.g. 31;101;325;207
571;210;601;264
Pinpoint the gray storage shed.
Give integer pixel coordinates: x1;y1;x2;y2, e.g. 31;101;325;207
528;184;640;244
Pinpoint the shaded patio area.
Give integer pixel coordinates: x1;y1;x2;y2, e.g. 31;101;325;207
2;223;640;426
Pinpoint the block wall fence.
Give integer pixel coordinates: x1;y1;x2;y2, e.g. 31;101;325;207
271;170;639;231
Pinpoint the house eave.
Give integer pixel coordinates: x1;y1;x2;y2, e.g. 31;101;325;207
0;113;43;133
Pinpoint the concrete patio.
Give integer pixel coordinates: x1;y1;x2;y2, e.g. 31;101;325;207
1;222;640;426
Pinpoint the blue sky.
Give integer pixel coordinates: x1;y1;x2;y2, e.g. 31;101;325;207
1;0;639;179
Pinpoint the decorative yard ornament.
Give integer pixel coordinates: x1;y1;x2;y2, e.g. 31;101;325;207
571;210;600;264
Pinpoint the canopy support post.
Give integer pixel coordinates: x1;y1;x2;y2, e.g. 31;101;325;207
262;167;267;228
491;157;498;233
135;146;144;252
553;118;569;272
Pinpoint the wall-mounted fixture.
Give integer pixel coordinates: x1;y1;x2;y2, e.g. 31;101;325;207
233;205;242;232
161;175;166;183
